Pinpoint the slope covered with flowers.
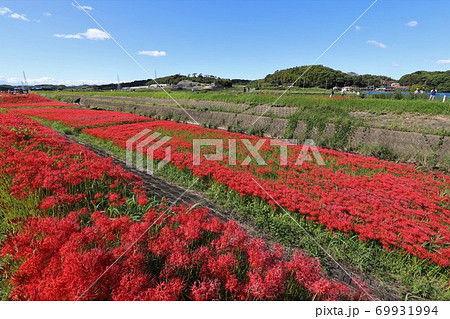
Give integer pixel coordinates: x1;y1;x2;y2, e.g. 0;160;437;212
83;121;450;266
13;108;153;128
0;93;76;108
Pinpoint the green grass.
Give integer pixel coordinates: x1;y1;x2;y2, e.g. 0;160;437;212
0;176;41;300
0;175;41;242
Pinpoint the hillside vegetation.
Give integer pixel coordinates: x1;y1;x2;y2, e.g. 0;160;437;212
263;65;394;88
400;70;450;92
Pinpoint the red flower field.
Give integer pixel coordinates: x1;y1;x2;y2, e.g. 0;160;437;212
1;205;362;301
13;108;153;128
0;93;77;108
0;112;146;211
0;112;360;301
82;120;450;266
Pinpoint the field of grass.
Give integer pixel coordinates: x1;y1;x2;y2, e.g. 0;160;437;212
41;90;450;116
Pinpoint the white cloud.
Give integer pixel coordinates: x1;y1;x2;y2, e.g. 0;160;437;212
21;76;55;85
437;59;450;65
1;7;33;22
83;28;109;40
72;3;93;11
355;25;361;31
9;12;29;21
54;33;83;39
392;63;400;67
406;20;418;27
43;12;52;17
138;50;167;57
367;40;387;49
0;7;12;15
54;28;110;40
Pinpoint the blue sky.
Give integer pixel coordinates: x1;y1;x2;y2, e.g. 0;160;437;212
0;0;449;85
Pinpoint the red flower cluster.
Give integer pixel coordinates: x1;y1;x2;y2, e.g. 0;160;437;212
1;205;361;301
0;112;147;211
0;93;76;108
13;108;153;128
83;120;450;266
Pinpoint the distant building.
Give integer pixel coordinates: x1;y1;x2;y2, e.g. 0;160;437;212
375;87;395;92
177;81;200;88
211;82;223;88
122;86;149;90
390;83;410;90
149;84;169;89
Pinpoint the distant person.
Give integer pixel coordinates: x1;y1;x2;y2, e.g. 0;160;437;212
420;89;424;94
430;88;437;101
414;88;419;96
356;91;360;96
243;87;246;93
341;89;346;97
330;88;334;97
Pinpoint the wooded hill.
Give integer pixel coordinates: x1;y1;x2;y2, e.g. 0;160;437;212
262;65;394;89
399;70;450;92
